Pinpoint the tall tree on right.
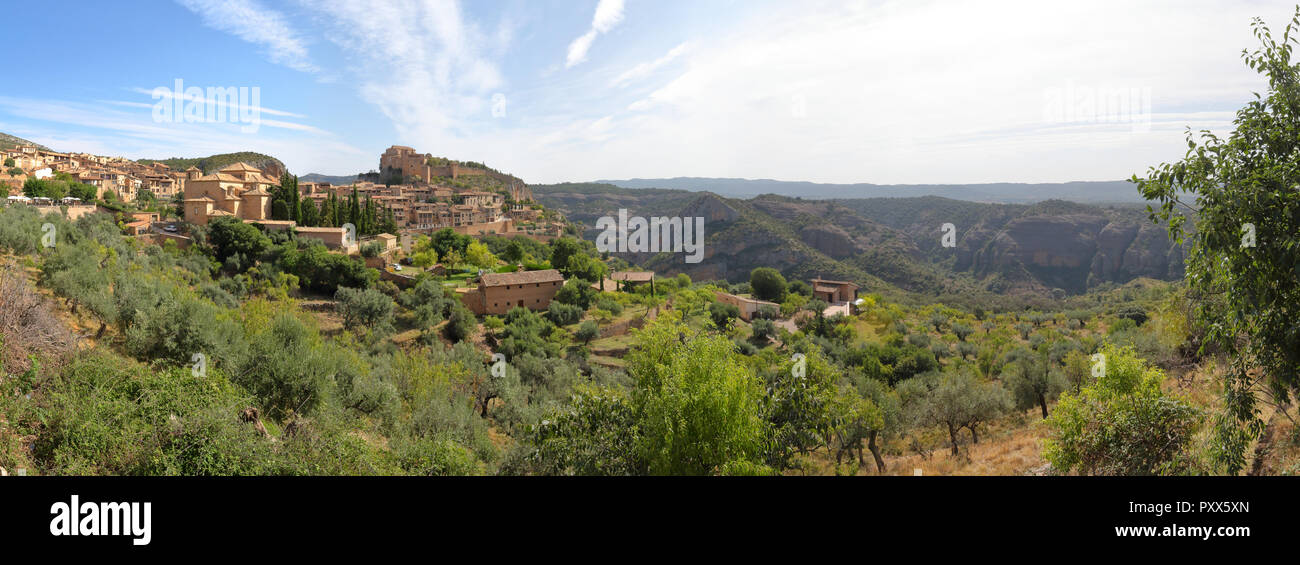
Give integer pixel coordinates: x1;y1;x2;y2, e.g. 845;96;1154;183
1133;9;1300;473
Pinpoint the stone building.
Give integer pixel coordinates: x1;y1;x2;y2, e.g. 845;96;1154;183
182;162;277;226
458;269;566;315
380;145;435;182
713;290;779;321
810;278;860;304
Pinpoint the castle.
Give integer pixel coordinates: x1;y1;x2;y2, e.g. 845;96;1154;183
379;145;533;202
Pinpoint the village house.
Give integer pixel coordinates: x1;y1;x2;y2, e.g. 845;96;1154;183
810;278;859;304
810;278;860;317
297;226;358;254
457;269;565;315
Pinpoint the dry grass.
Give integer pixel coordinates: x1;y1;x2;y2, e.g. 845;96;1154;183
786;408;1052;476
874;412;1050;476
0;259;73;373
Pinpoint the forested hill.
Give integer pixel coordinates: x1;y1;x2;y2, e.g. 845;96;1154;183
534;183;1185;299
137;152;286;177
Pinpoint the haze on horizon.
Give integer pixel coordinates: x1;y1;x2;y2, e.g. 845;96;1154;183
1;0;1294;185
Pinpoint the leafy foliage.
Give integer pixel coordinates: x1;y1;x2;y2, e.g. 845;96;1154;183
1132;10;1300;472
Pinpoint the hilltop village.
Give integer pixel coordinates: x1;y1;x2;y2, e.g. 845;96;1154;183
3;141;864;327
0;135;1265;478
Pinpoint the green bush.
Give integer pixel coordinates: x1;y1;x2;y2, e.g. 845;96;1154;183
547;301;584;326
1044;345;1201;475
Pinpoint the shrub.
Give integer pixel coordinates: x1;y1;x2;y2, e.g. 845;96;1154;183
594;296;623;316
334;286;395;332
709;302;740;328
576;320;600;344
1044;345;1201;475
443;302;478;343
547;301;584;326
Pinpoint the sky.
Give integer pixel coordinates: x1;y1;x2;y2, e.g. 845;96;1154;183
1;0;1297;185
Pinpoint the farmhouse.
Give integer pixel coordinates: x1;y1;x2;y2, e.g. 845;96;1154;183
810;278;859;304
458;269;565;315
713;290;779;322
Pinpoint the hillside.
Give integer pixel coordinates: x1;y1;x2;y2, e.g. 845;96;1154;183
594;177;1143;204
301;172;367;185
0;131;50;151
534;184;1185;299
137;151;287;178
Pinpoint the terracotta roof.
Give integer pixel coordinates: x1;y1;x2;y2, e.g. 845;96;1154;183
195;173;244;182
183;196;215;202
243;187;271;196
480;269;564;288
810;278;858;287
219;162;261;172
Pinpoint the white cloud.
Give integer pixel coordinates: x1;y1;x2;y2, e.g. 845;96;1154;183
128;87;307;119
0;96;363;173
612;42;689;87
532;0;1298;185
565;0;626;68
566;31;599;68
115;0;1300;185
592;0;625;33
176;0;318;73
302;0;505;153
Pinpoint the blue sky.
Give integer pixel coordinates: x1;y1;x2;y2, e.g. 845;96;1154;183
1;0;1296;184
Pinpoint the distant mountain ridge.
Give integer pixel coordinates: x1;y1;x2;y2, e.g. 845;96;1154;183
593;177;1143;204
300;172;367;185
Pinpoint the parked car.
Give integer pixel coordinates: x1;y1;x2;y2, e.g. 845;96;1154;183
164;225;178;232
391;264;402;272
